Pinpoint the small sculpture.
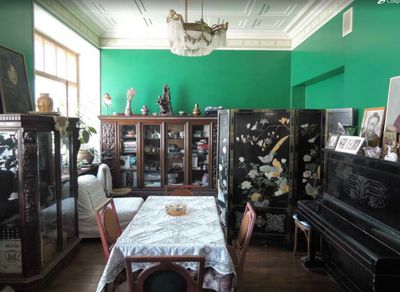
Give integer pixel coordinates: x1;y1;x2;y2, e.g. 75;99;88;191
157;84;172;115
141;105;149;115
192;103;201;116
384;145;398;162
125;88;136;116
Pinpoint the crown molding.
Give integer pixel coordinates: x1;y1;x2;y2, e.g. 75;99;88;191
36;0;353;51
35;0;101;47
290;0;353;49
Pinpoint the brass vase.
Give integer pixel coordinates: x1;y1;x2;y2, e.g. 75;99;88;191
37;93;54;112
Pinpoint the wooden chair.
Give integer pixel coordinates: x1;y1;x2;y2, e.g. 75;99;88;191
95;199;122;262
164;185;194;196
292;213;312;257
125;255;205;292
226;202;256;292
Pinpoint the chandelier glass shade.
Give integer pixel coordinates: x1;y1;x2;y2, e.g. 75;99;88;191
166;4;228;57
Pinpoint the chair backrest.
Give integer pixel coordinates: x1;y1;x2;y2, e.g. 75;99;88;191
125;255;205;292
164;185;194;196
95;199;122;262
235;202;256;273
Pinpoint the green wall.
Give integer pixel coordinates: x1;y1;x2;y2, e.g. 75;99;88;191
100;50;291;115
0;0;34;98
291;0;400;123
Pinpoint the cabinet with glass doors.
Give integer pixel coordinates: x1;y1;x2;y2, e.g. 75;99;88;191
99;115;217;196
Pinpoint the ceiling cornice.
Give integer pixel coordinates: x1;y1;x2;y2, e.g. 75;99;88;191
35;0;353;51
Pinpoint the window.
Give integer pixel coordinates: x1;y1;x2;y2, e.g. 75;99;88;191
34;32;79;116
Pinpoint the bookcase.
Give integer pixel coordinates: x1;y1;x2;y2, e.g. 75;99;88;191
99;115;217;196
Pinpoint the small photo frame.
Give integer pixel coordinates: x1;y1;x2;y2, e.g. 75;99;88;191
326;133;340;149
360;107;385;143
0;45;33;113
384;76;400;133
335;135;365;154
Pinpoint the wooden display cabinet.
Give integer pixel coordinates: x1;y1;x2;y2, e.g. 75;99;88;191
99;115;217;196
0;114;80;291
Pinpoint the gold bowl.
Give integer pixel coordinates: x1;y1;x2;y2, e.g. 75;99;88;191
165;203;186;216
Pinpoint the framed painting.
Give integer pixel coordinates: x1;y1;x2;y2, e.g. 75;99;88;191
359;107;385;146
383;76;400;133
0;45;33;113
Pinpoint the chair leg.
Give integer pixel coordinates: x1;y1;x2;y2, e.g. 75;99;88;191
306;229;311;259
293;224;298;255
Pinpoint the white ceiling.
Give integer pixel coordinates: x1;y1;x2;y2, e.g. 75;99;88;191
36;0;352;50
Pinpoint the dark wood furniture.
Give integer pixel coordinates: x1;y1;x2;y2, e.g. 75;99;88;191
99;115;217;197
227;202;256;292
217;109;325;243
298;150;400;292
125;255;205;292
0;114;80;291
95;199;121;262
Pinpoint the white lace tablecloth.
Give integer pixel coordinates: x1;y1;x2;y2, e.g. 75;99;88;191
96;196;234;292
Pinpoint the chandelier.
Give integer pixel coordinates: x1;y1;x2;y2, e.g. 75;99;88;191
166;1;228;57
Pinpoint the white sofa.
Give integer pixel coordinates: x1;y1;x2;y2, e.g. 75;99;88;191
78;174;143;238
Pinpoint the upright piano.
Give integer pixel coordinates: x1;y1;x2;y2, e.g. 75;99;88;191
298;150;400;292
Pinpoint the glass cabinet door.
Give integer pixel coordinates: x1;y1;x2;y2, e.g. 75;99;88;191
0;131;21;274
119;125;138;188
60;133;76;247
143;125;161;187
166;124;185;186
37;132;58;267
191;124;210;187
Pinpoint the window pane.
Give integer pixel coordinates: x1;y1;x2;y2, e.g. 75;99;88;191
68;85;78;117
35;35;44;71
56;47;67;79
44;41;56;75
67;53;77;82
35;76;67;115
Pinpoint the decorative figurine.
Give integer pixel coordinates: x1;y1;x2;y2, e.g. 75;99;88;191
141;105;149;115
192;103;201;116
103;93;112;115
384;145;398;162
125;88;136;116
37;93;54;112
157;84;173;115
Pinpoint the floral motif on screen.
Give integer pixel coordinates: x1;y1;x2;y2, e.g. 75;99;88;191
299;122;321;198
236;116;290;206
265;213;285;233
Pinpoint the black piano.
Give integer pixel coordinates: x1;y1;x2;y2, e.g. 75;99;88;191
298;150;400;292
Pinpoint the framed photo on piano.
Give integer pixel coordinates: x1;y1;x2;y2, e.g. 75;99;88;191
326;133;340;149
335;135;365;154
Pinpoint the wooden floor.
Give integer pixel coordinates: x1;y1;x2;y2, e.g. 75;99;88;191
45;239;341;292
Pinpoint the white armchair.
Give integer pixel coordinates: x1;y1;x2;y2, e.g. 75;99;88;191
77;174;143;238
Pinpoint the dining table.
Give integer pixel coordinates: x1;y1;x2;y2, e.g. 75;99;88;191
96;195;235;292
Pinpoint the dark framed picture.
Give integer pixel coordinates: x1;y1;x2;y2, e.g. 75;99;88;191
0;45;33;113
325;108;357;141
359;107;385;146
326;133;340;149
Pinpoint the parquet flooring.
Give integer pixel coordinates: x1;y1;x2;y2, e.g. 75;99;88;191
45;239;341;292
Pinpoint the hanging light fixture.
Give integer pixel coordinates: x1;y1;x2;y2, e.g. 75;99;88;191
166;0;228;57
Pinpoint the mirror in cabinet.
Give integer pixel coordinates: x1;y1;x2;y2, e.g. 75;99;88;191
166;124;185;186
0;131;21;274
143;125;161;187
119;125;138;188
191;124;210;187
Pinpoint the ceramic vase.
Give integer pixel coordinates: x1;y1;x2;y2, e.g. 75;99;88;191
37;93;54;112
192;104;201;116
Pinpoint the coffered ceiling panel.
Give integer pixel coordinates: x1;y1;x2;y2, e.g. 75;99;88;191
36;0;352;50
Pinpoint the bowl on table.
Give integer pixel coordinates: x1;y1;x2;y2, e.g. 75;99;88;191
165;203;186;216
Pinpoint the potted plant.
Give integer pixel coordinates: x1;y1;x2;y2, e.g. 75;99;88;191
77;119;97;166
